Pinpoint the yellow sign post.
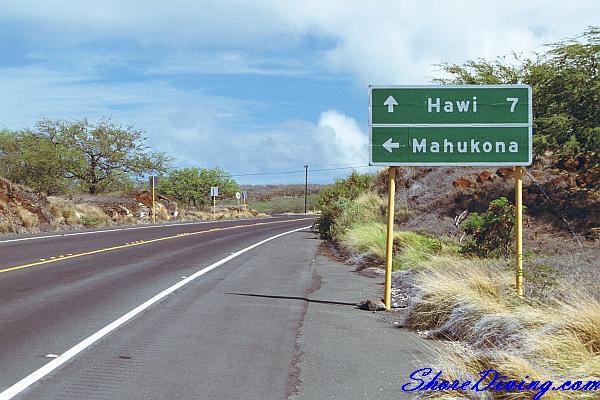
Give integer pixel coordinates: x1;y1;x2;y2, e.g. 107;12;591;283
152;184;156;224
149;176;157;224
515;166;524;296
384;167;396;309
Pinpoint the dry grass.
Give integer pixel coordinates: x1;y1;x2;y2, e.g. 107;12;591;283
402;256;600;399
16;207;38;228
48;199;110;227
74;204;110;227
0;221;13;233
179;208;264;221
156;204;170;221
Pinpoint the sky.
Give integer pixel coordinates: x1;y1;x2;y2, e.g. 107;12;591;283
0;1;598;184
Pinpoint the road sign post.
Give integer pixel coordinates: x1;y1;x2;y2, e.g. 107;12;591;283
149;176;158;224
242;191;248;210
384;167;396;309
304;165;309;214
515;166;524;296
235;192;241;207
210;187;219;218
370;85;532;299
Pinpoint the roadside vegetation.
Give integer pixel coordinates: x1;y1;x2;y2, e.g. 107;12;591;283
249;193;319;214
316;167;599;399
314;28;599;396
0;119;273;235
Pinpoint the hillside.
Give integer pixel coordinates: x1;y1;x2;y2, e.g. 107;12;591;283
370;163;599;296
0;177;261;235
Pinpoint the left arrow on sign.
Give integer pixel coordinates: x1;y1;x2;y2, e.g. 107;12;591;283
383;138;400;153
384;96;398;113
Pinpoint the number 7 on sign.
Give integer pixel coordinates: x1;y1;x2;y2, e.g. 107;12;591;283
507;97;519;112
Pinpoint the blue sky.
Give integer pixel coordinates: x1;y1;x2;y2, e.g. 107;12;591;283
1;1;598;184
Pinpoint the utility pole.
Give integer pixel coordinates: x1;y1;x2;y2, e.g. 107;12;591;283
304;165;309;214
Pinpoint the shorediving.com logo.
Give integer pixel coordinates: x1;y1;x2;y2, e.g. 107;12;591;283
402;368;599;400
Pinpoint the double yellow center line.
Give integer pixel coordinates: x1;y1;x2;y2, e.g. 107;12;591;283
0;218;313;274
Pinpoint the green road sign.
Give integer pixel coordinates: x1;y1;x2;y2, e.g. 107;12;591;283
369;85;532;166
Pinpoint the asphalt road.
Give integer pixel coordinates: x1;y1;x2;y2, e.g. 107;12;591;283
0;216;316;399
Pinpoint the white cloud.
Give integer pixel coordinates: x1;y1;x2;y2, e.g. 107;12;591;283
272;1;599;85
0;62;369;183
156;110;371;183
1;1;598;182
316;110;368;166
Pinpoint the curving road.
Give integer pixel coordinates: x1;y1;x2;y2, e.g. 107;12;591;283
0;216;317;399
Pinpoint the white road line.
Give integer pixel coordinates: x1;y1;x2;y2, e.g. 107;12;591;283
0;217;274;245
0;225;311;400
0;235;63;244
62;229;123;237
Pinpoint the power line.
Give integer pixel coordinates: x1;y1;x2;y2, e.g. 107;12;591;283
230;165;372;177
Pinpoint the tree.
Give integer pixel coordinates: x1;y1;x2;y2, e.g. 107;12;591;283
37;118;171;194
434;27;599;166
160;167;239;206
0;129;69;194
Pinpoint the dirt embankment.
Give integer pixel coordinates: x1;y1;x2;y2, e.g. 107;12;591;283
0;177;260;235
370;164;599;295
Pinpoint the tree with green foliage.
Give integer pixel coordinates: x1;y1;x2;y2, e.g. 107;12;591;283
160;167;239;206
0;129;69;194
434;27;599;166
37;118;171;194
315;171;374;239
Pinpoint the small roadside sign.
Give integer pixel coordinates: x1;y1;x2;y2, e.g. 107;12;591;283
210;187;219;197
149;176;158;189
235;192;241;200
241;191;248;200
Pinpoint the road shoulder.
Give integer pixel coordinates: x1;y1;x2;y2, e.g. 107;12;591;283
289;245;433;400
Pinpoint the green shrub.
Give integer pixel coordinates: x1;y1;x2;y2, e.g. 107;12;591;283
461;197;522;257
396;231;443;269
340;223;445;270
79;215;99;227
331;192;385;237
315;172;374;239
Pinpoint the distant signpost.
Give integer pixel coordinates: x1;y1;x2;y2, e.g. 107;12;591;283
241;191;248;210
210;187;219;217
369;85;532;166
149;176;158;224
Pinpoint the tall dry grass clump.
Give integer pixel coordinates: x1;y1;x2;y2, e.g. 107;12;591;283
403;257;600;399
16;207;38;228
74;204;110;227
48;199;110;227
0;221;13;233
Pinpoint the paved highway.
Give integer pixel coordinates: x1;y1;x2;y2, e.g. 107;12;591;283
0;216;316;399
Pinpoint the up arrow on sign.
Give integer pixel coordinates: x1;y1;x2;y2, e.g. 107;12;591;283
384;96;398;113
